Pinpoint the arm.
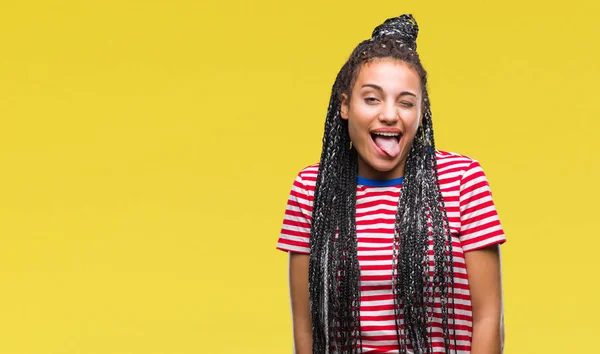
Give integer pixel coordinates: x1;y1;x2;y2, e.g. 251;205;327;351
464;244;504;354
289;252;312;354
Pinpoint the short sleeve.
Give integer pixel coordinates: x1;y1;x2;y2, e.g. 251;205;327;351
458;160;506;252
276;169;315;254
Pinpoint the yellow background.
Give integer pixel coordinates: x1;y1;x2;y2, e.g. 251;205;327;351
1;0;598;353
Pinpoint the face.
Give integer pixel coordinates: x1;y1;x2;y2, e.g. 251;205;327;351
340;58;423;180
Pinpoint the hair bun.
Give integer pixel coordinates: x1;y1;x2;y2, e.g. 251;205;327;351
371;14;419;49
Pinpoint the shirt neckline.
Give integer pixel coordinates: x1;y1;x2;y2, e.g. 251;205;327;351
357;176;404;187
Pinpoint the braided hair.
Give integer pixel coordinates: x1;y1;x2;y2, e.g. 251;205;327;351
308;14;457;353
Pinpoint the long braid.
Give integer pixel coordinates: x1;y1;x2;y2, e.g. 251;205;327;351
309;14;456;353
309;88;342;353
309;72;362;353
424;93;458;352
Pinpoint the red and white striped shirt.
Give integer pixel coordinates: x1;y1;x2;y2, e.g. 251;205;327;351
276;150;506;353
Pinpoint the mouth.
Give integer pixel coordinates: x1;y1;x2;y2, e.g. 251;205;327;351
370;131;402;158
370;131;401;143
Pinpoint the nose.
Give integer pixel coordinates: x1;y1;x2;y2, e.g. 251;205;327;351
378;101;399;124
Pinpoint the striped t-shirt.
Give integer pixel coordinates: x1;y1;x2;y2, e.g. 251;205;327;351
276;150;506;353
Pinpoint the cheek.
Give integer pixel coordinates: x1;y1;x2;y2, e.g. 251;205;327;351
347;107;371;136
404;110;421;134
347;119;360;143
396;114;420;148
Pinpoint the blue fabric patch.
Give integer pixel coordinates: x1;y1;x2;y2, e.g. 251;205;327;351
357;176;404;187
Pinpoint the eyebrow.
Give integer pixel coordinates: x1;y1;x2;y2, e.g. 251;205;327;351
361;84;417;98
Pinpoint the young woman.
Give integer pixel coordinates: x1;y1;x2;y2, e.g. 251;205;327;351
276;14;506;354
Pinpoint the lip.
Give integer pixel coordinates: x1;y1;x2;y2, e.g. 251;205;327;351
370;128;403;134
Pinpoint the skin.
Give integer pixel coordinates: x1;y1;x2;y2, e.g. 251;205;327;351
289;253;311;354
341;58;422;180
465;245;505;354
288;58;504;353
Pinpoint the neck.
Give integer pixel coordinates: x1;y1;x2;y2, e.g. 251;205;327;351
357;155;406;180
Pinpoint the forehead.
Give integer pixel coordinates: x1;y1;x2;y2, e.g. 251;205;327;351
353;58;421;92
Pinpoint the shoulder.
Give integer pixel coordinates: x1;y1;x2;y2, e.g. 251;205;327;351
294;163;319;187
297;163;319;180
435;149;478;168
289;163;319;193
435;150;484;178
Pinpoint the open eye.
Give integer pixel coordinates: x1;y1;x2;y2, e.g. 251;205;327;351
364;97;379;104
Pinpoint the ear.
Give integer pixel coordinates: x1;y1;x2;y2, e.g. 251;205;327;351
340;93;349;120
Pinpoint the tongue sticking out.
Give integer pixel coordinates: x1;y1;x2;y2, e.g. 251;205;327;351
373;135;400;158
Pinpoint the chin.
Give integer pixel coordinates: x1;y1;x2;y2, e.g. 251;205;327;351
365;155;403;174
355;145;407;179
372;161;400;172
